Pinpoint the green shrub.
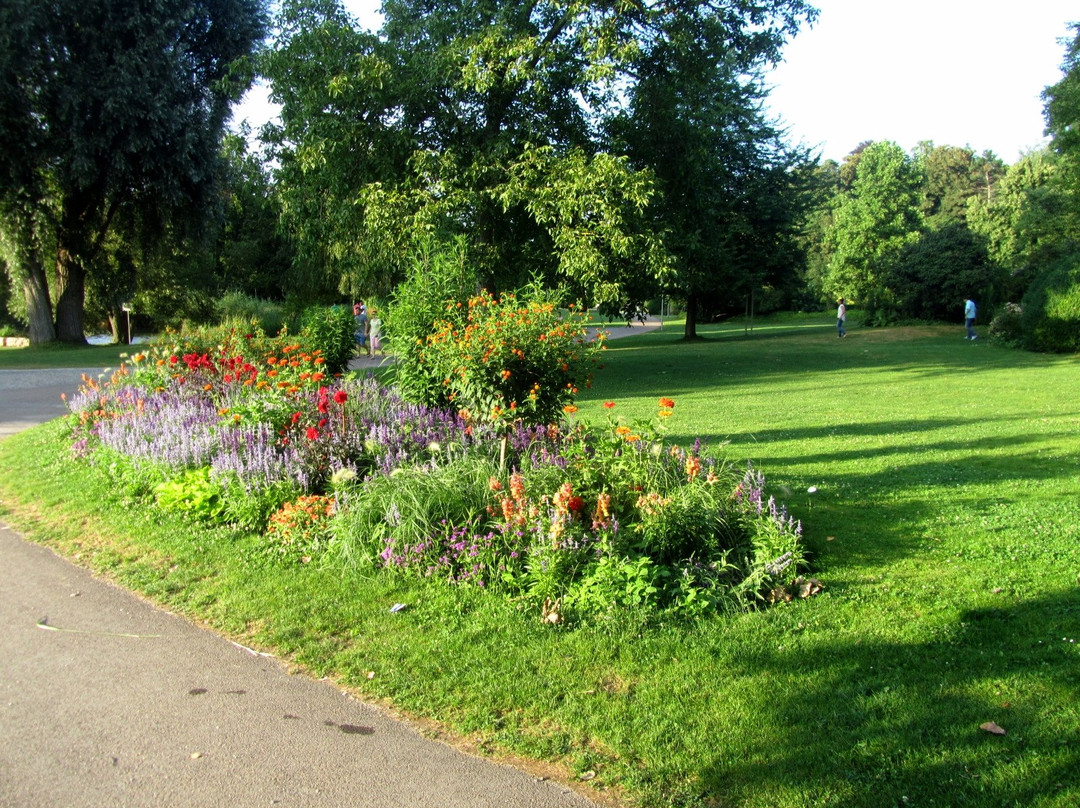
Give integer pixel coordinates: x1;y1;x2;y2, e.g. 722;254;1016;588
215;291;285;336
421;284;602;428
153;467;226;522
300;304;355;374
988;302;1024;347
1020;253;1080;353
385;237;477;407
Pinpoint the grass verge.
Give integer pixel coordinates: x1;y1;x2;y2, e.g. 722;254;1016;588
1;316;1078;807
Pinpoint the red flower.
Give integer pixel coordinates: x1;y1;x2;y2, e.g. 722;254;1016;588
333;390;348;404
305;427;319;441
567;496;585;512
658;397;675;409
603;401;615;409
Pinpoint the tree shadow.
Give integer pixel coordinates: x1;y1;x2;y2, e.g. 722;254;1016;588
693;589;1080;806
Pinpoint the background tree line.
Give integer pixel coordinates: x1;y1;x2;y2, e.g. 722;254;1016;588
2;2;1078;351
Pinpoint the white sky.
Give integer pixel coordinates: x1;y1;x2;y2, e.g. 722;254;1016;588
767;0;1078;163
234;0;1079;166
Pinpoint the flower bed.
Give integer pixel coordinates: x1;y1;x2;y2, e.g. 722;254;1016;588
65;326;809;619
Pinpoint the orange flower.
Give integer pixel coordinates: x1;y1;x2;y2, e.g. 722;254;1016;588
603;401;615;409
685;456;702;480
563;404;578;414
659;397;675;409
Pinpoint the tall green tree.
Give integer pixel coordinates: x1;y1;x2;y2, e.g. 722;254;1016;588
1041;22;1080;250
825;141;924;307
608;0;816;337
0;0;266;343
215;132;295;300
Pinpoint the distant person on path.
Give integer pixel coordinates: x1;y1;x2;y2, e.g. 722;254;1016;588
964;296;977;340
369;308;382;356
837;298;847;338
354;303;370;357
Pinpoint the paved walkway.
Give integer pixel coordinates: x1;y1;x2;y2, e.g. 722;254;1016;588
0;358;640;808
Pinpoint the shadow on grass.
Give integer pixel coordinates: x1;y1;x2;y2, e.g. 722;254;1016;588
697;589;1080;807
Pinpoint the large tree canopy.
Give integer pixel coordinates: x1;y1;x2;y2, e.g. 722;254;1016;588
263;0;815;309
0;0;266;343
824;141;925;306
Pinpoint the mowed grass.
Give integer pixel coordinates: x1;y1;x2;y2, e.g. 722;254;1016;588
0;341;133;369
1;315;1078;807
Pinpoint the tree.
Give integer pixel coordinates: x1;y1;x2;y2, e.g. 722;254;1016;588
824;141;924;307
1042;22;1080;250
263;0;814;312
215;132;295;301
914;142;1006;228
608;0;816;337
884;223;1001;321
0;0;266;343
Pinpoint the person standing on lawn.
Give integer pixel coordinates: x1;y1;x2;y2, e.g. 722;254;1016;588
837;298;847;338
964;296;977;340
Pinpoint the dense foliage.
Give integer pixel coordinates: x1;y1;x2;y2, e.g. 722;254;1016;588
260;0;816;320
0;0;266;343
1020;254;1080;353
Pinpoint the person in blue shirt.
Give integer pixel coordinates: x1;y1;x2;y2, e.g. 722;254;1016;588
353;302;370;357
964;297;977;340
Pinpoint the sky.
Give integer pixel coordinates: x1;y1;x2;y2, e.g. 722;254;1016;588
234;0;1079;165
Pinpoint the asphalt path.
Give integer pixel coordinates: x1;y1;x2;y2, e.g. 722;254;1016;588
0;322;660;808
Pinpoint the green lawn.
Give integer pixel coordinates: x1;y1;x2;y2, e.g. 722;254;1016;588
2;316;1078;807
0;341;133;369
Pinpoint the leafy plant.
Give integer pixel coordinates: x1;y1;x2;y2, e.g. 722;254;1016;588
152;467;226;522
300;304;355;373
264;494;335;564
1020;252;1080;353
988;301;1024;347
384;237;477;408
421;284;603;429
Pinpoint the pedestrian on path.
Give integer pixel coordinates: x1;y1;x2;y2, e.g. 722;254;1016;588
353;302;371;357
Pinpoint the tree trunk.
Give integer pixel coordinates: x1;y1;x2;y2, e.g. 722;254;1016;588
55;245;88;344
3;209;56;344
22;262;56;344
683;292;699;339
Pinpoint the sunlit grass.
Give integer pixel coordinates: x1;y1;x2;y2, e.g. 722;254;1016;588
1;316;1078;807
0;341;133;369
